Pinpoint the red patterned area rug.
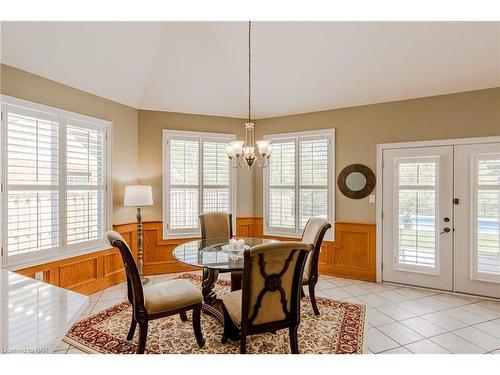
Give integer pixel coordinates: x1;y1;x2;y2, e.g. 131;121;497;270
64;274;366;354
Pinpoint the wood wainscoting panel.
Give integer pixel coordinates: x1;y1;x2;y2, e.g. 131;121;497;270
103;252;126;278
259;219;376;282
15;224;138;295
59;257;99;290
320;222;376;282
15;218;375;294
139;221;197;275
236;217;263;238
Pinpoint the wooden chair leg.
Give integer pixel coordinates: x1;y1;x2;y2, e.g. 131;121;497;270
180;311;188;321
240;334;247;354
136;321;148;354
126;318;137;340
192;304;205;348
289;325;299;354
308;283;320;316
221;305;240;344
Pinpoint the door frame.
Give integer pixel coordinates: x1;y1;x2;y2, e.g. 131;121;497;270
376;136;500;283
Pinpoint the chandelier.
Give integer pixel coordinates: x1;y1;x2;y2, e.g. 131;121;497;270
225;21;271;169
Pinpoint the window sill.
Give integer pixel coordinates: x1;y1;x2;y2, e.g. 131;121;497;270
162;232;202;241
264;229;303;239
4;243;112;272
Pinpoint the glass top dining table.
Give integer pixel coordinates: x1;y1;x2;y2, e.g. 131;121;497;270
172;237;278;324
172;237;278;271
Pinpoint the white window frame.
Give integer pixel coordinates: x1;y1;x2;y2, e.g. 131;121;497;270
263;128;335;240
162;129;236;239
0;95;113;269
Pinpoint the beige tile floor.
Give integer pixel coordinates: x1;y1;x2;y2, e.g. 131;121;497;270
54;271;500;354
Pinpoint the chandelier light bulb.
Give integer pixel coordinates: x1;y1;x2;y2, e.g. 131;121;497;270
225;144;234;158
256;140;270;155
230;140;244;156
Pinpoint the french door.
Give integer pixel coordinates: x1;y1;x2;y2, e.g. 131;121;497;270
382;141;500;298
382;146;454;291
455;144;500;298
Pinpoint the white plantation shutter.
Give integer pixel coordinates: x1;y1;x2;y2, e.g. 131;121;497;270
269;141;295;229
1;97;111;267
264;130;334;238
474;156;500;277
203;141;230;212
66;121;106;246
169;138;200;230
4;107;60;260
299;138;329;228
163;131;235;238
395;159;438;270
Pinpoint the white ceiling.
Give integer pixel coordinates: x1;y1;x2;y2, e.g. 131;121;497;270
1;21;499;119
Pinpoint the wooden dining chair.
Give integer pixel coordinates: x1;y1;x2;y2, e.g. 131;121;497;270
199;212;233;240
106;231;205;354
220;241;313;354
300;217;332;315
199;212;241;291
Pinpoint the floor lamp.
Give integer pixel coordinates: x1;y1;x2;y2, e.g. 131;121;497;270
124;185;153;285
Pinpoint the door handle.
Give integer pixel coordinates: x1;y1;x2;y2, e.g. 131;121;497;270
440;227;451;234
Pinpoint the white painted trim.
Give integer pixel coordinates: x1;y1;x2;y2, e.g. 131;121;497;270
375;145;384;283
162;129;237;240
0;95;111;127
3;243;112;271
263;128;335;240
376;135;500;286
377;136;500;150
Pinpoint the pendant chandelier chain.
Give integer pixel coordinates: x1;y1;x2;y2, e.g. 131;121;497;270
248;20;252;124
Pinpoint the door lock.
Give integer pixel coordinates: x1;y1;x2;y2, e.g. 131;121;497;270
443;217;450;222
440;227;451;234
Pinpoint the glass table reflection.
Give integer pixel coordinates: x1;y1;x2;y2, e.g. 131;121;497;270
172;237;277;323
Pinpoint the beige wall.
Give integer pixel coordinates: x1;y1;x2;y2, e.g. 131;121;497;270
3;64;498;225
137;110;254;221
254;88;500;223
0;64;139;224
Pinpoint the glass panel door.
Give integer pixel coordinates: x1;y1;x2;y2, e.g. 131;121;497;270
455;143;500;298
382;146;453;290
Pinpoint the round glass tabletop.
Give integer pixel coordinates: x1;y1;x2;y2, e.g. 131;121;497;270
172;237;277;270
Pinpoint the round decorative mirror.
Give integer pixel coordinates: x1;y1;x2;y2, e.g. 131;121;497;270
338;164;375;199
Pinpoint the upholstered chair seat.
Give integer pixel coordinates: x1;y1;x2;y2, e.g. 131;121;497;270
144;279;203;314
221;289;242;325
300;217;332;315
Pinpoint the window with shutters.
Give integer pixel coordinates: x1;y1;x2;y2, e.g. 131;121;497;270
163;130;236;239
263;129;335;239
1;96;111;267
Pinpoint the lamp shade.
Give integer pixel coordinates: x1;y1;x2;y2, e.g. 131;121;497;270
124;185;153;207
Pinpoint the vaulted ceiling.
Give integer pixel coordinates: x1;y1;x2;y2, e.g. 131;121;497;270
1;21;499;119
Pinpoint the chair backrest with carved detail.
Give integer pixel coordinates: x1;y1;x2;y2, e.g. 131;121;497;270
106;231;146;316
241;242;313;329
